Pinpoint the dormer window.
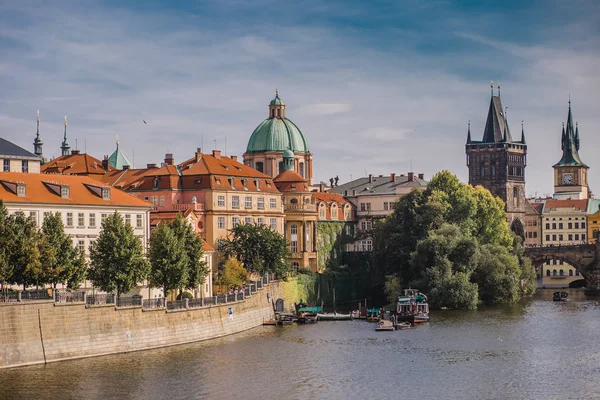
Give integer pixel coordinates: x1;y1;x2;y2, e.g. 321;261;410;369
228;177;235;189
17;184;26;197
254;178;260;191
153;177;160;189
61;186;70;198
102;188;110;200
242;178;248;190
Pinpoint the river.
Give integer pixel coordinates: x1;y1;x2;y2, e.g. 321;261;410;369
1;289;599;400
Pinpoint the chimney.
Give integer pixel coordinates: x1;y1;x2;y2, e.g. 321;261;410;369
71;150;80;155
212;150;221;158
194;148;202;162
123;165;130;170
368;174;373;183
418;173;424;180
408;172;414;181
319;182;325;192
102;155;109;171
344;190;348;196
147;163;157;169
352;189;357;196
230;155;238;162
390;173;396;182
164;153;174;166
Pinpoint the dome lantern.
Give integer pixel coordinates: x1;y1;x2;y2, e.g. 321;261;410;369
268;89;286;119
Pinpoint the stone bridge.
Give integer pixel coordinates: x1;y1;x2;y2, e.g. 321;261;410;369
525;244;600;295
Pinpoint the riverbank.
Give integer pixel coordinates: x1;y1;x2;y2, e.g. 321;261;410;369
0;281;284;369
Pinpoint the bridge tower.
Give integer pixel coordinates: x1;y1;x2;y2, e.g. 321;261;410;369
466;82;527;237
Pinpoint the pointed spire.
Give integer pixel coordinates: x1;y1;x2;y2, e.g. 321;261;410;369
466;120;472;144
33;110;44;160
575;122;580;150
61;115;70;156
554;99;587;168
521;120;526;144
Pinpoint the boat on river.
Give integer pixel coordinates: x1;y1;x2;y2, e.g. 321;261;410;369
316;312;353;321
297;306;321;323
397;289;430;323
376;319;395;331
553;291;569;302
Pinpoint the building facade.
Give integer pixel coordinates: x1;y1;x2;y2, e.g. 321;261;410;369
243;91;314;184
524;200;543;248
1;137;42;174
466;84;527;237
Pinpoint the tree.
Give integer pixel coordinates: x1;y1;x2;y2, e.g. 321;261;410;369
9;211;42;289
223;223;290;276
216;257;247;289
40;212;76;288
169;215;207;291
0;202;14;287
67;248;87;289
89;212;150;296
148;222;189;298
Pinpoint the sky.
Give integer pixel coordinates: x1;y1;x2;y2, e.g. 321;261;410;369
0;0;598;197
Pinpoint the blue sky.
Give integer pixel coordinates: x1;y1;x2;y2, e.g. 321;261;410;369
1;0;598;196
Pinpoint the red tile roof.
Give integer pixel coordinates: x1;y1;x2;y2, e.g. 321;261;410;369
544;199;588;212
41;153;115;175
0;172;152;208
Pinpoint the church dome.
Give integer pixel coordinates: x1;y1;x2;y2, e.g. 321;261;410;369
245;92;310;154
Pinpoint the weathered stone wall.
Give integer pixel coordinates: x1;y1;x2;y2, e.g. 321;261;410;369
0;282;281;369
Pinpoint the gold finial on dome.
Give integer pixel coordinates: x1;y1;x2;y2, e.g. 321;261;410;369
116;134;119;147
64;115;68;126
37;110;40;122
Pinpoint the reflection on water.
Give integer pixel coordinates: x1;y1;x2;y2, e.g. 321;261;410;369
2;289;600;400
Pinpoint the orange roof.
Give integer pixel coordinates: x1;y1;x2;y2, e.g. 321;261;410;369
203;241;214;252
0;172;152;208
313;191;351;206
274;170;309;192
41;153;115;175
544;199;588;212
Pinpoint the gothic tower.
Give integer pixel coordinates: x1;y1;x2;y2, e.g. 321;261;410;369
552;100;589;199
466;82;527;237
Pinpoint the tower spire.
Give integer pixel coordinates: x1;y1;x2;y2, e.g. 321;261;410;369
33;110;45;161
61;115;70;156
466;120;472;144
520;121;526;144
554;99;586;168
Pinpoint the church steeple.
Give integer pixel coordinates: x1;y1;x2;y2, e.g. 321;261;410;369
520;121;526;144
268;89;286;119
33;110;45;161
482;82;512;143
61;115;70;156
553;100;587;167
466;121;472;144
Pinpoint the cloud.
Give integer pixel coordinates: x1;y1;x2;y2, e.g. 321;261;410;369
0;1;598;196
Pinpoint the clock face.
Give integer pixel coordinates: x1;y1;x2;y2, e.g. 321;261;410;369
563;174;573;185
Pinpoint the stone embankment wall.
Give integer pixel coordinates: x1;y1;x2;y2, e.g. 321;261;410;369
0;282;282;369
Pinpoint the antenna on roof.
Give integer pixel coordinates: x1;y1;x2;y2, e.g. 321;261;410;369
84;138;87;154
75;138;78;151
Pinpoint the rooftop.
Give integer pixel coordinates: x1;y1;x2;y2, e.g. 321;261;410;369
0;137;41;160
330;173;428;197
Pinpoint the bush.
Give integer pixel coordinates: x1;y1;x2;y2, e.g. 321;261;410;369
176;291;193;300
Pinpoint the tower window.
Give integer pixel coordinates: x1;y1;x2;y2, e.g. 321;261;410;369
480;167;485;177
491;165;495;177
299;162;305;178
255;162;264;173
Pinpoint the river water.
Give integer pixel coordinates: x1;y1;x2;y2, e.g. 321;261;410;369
1;289;599;400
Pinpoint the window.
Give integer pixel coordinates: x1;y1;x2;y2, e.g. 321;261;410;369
533;232;537;238
559;234;563;241
364;240;373;252
217;216;226;229
217;195;225;207
545;235;550;241
61;186;70;198
125;214;131;226
366;221;373;230
258;217;264;225
582;234;586;241
78;213;84;227
232;217;240;227
232;196;240;209
568;234;573;241
559;223;563;229
29;211;36;225
89;213;96;227
491;165;496;177
568;223;573;229
569;270;573;276
245;217;252;224
217;239;227;251
101;213;107;224
151;196;158;206
78;240;85;254
257;197;265;209
159;196;165;207
270;218;277;230
582;222;586;229
546;269;551;276
136;215;143;228
552;234;556;241
291;224;298;235
575;234;579;241
291;240;298;252
545;223;550;229
291;262;299;274
552;223;556;229
559;269;564;276
384;202;389;211
102;188;110;200
256;162;264;173
574;222;579;229
3;159;9;172
270;198;277;209
319;206;326;218
66;212;73;227
21;160;28;173
245;196;252;209
17;185;26;197
299;163;304;178
553;269;557;276
361;221;366;231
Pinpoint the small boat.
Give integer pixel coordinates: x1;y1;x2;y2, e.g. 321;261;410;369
276;312;297;326
297;306;322;323
397;289;430;323
366;308;381;322
396;322;412;330
376;319;395;331
553;291;569;302
316;312;353;321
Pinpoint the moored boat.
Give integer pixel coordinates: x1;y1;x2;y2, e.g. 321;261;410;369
396;322;412;330
316;312;353;321
553;291;569;302
396;289;430;323
376;319;395;331
297;306;322;323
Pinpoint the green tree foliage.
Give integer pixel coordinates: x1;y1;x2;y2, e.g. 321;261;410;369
168;215;207;290
68;248;88;289
148;222;189;298
40;212;78;288
89;212;150;296
374;170;536;309
223;223;290;276
217;257;248;289
0;202;14;286
9;211;42;289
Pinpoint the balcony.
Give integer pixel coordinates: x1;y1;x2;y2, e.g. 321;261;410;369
152;203;205;212
285;204;317;212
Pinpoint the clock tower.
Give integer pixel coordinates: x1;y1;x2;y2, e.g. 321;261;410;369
553;100;589;200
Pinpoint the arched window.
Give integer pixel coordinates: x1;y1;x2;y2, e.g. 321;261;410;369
513;187;519;207
552;269;557;276
256;161;264;173
569;270;573;276
559;269;564;276
276;109;280;118
299;162;305;178
153;177;159;189
319;203;326;218
546;269;551;276
290;198;298;204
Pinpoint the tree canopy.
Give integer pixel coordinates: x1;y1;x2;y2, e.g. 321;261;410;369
222;223;290;276
89;212;150;296
216;257;248;289
374;170;536;309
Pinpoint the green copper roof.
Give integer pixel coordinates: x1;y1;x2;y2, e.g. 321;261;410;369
270;93;284;105
553;102;587;168
246;117;309;154
108;142;133;169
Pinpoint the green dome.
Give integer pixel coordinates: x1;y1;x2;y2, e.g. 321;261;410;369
246;118;309;154
270;95;284;106
282;149;294;159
